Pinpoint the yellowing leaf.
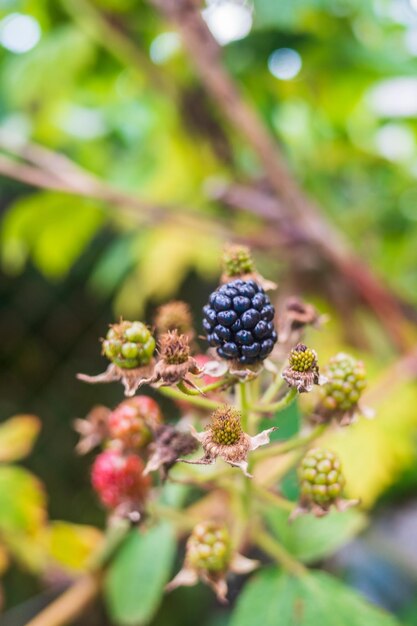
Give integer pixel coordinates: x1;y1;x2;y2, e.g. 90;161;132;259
0;545;9;576
0;466;47;571
0;466;46;535
322;383;417;507
47;522;103;573
115;224;220;317
0;415;41;462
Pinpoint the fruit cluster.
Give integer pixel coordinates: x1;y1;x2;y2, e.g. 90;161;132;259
321;353;366;412
102;321;155;369
299;448;344;507
289;344;317;372
203;279;277;365
91;450;151;509
210;406;243;446
186;522;231;573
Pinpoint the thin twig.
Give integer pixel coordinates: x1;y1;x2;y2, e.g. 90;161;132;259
150;0;413;350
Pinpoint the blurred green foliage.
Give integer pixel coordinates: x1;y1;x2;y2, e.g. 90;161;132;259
1;0;417;624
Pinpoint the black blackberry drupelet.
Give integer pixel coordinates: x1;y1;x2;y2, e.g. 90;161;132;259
202;279;277;365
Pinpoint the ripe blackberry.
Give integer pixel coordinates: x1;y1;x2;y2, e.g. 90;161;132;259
102;321;155;370
91;449;151;510
321;353;366;412
299;448;344;507
203;279;277;365
186;522;231;574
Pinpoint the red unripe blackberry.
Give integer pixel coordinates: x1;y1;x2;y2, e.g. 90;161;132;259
91;450;150;509
108;396;162;449
186;522;231;574
299;448;344;507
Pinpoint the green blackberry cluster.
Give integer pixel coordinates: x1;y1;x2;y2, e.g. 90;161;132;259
289;344;317;372
321;353;366;412
209;406;243;445
299;448;344;506
102;321;155;369
222;245;255;277
187;522;231;573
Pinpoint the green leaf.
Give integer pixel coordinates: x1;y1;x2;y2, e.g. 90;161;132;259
231;568;400;626
264;507;367;563
1;192;104;277
104;522;176;626
0;415;41;462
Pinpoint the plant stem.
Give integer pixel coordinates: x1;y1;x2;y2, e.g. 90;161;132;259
158;385;220;410
252;423;327;462
25;574;102;626
26;519;130;626
177;377;235;396
254;387;298;414
261;368;285;404
253;527;307;576
236;382;249;431
253;484;295;513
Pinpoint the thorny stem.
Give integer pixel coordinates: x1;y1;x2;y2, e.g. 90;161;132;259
254;387;298;414
252;424;327;462
253;526;307;576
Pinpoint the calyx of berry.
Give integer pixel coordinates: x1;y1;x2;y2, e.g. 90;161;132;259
181;404;277;477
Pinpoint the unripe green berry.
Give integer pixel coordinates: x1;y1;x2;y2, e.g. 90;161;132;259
102;321;155;369
322;353;366;412
209;406;243;446
289;344;317;372
299;448;345;506
222;245;255;277
187;522;231;573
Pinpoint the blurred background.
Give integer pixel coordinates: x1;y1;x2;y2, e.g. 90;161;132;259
2;0;417;623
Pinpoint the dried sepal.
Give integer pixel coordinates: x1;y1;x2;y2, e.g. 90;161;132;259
77;362;155;397
282;343;322;393
151;331;202;387
144;424;198;478
203;355;263;382
279;297;326;343
290;496;360;521
73;405;110;455
166;521;258;603
181;406;277;477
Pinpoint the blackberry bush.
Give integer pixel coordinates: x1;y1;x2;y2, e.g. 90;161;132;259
42;244;382;626
203;279;277;365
